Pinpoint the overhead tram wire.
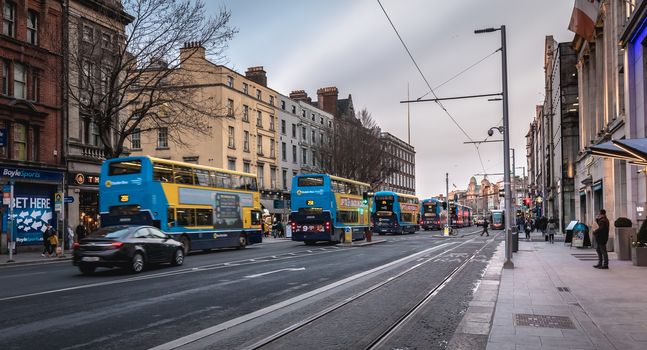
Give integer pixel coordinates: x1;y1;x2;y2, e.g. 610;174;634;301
376;0;487;173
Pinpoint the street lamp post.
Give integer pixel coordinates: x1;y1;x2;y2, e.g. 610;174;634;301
476;25;514;269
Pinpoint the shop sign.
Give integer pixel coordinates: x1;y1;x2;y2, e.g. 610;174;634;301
70;173;100;186
0;167;64;182
2;194;53;245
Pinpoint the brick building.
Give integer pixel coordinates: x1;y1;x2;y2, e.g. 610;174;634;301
1;0;65;250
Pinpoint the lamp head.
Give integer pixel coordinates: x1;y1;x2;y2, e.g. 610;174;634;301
488;129;494;137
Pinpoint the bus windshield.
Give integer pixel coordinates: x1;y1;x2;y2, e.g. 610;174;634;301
109;160;142;176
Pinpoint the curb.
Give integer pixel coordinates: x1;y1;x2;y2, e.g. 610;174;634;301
336;239;387;247
0;256;72;268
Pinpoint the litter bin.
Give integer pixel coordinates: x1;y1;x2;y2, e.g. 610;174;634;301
614;227;634;260
511;227;518;252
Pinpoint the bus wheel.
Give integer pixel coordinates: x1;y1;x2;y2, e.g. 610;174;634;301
180;236;191;255
237;233;247;249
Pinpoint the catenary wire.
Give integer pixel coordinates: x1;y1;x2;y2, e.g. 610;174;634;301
376;0;487;174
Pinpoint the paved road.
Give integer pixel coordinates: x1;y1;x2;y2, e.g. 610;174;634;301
0;227;501;350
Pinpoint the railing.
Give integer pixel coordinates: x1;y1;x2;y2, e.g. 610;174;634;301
69;142;106;160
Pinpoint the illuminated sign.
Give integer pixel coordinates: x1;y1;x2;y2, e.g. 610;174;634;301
119;194;129;202
306;200;315;206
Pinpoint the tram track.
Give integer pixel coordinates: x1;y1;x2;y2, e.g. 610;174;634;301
243;233;500;350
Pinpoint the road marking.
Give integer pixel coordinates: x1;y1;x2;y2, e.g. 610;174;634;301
0;271;46;279
148;242;454;350
244;268;306;278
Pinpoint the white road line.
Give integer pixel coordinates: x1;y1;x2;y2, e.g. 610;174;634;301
244;268;306;278
148;242;454;350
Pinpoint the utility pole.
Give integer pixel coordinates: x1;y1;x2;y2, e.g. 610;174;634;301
512;148;516;226
407;82;411;145
446;172;450;236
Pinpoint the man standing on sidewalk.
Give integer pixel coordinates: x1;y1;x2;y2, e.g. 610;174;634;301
593;209;610;269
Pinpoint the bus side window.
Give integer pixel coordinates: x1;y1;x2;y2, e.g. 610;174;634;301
153;162;173;183
175;166;195;185
251;210;262;225
167;208;175;228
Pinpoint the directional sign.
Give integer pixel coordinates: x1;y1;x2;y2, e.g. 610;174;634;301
64;196;74;204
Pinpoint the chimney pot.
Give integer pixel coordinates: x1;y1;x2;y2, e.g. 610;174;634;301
245;66;268;87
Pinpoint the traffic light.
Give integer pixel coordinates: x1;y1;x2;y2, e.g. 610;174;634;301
362;191;374;205
523;198;531;206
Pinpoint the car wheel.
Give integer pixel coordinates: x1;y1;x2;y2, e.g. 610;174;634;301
130;252;145;273
180;236;191;255
237;234;247;250
171;248;184;266
79;264;96;275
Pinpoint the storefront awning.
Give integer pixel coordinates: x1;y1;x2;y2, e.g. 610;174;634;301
589;138;647;166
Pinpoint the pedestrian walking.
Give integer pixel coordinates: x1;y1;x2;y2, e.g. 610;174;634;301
66;225;74;249
480;218;489;237
49;230;60;256
75;223;88;242
524;219;532;240
593;209;610;269
547;218;557;244
41;224;53;257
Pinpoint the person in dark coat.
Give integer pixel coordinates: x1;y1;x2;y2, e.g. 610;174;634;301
593;209;610;269
75;224;88;241
480;218;489;237
41;224;54;257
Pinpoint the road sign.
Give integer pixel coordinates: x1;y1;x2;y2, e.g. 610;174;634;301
64;196;74;204
55;192;63;212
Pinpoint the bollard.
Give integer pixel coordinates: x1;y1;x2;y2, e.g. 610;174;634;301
344;227;353;244
366;229;372;242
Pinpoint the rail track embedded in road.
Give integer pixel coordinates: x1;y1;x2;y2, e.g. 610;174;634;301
242;233;500;350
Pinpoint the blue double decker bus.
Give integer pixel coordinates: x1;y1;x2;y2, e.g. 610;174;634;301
420;198;444;230
290;174;371;245
99;156;263;253
372;191;420;235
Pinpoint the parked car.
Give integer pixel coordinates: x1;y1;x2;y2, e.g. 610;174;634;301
72;225;184;275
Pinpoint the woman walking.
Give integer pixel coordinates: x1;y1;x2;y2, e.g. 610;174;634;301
547;218;557;244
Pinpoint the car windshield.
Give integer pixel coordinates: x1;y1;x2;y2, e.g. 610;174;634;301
89;226;132;239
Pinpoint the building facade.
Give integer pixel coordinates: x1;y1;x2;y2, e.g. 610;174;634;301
65;0;132;232
378;132;416;195
1;0;66;251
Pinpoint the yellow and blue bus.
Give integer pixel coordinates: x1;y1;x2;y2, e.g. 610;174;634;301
99;156;263;253
372;191;420;235
290;174;370;245
420;198;443;230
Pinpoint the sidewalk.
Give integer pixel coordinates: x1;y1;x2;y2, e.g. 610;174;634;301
0;250;71;267
487;231;647;350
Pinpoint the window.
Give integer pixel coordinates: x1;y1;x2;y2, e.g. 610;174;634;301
256;89;261;99
82;25;93;42
89;121;100;146
269;115;275;131
195;209;213;226
243;82;248;94
174;166;195;184
228;126;235;148
0;121;8;158
311;113;315;121
227;99;234;117
328;120;332;127
243;105;249;122
1;60;8;95
30;71;39;101
281;100;285;110
282;169;287;190
281;120;286;134
257;163;265;188
176;208;195;227
292;145;297;163
257;135;263;155
292;124;296;138
243;162;251;173
311;130;315;143
12;123;26;161
27;10;37;45
194;169;209;186
302;110;306;118
227;76;233;88
291;105;296;114
131;129;141;149
228;158;236;171
298;176;323;187
256;111;262;127
13;63;25;99
270;138;275;158
109;160;142;176
302;147;307;164
320;132;324;145
153;162;173;182
3;2;15;37
301;127;306;140
270;167;277;188
101;33;111;48
243;131;250;152
311;150;316;166
269;95;274;105
320;117;324;125
30;127;39;161
157;127;168;148
281;142;286;161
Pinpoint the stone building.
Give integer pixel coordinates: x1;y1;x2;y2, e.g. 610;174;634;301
1;0;65;250
377;132;416;195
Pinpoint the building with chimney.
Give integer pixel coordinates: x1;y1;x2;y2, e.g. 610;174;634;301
1;0;66;251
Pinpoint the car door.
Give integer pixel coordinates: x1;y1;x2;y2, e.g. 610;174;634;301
133;228;160;262
148;227;176;261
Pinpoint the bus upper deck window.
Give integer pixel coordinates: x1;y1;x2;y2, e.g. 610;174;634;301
109;160;142;176
153;163;173;182
298;176;324;187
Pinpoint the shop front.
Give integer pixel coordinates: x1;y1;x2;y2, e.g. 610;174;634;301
67;171;100;233
0;165;64;253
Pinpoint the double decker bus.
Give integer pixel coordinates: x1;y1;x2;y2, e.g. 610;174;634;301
490;210;505;230
420;198;443;230
99;156;263;253
290;174;370;245
371;192;419;234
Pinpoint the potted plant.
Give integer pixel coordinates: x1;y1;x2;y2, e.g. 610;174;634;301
614;217;634;260
631;219;647;266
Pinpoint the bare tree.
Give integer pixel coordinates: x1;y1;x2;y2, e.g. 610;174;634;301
318;109;398;188
67;0;237;158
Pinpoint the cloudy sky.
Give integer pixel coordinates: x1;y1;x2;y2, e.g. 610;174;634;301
207;0;575;198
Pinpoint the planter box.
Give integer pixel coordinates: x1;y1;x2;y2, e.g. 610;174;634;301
615;227;635;260
632;247;647;266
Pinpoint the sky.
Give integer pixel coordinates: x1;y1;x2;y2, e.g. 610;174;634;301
207;0;575;198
